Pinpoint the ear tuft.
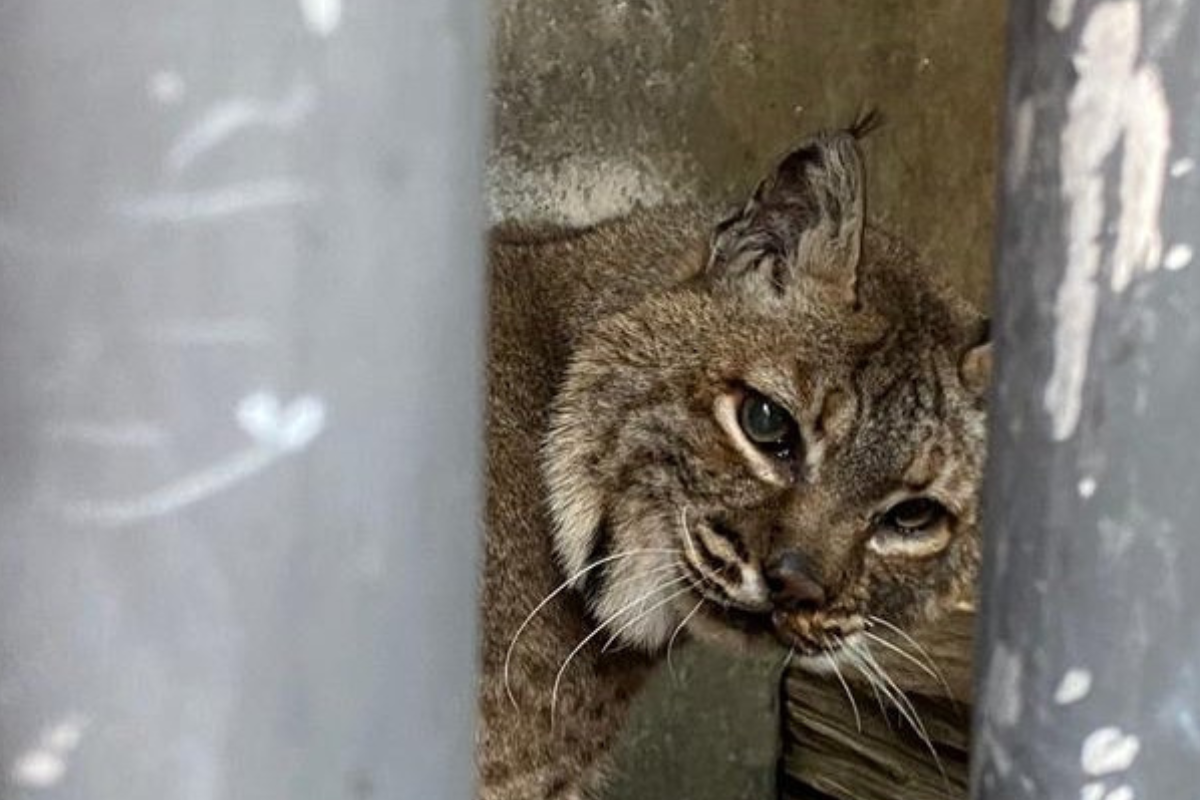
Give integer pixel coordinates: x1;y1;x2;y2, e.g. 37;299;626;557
707;128;867;306
848;107;885;140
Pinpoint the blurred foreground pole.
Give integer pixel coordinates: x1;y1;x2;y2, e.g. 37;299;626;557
0;1;486;798
974;0;1200;798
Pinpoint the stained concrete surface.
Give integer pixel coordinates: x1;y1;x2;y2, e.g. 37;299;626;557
487;1;1005;797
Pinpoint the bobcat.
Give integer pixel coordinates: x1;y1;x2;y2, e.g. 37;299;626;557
479;121;989;800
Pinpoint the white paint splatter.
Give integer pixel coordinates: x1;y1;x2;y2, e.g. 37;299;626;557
299;0;342;37
1163;243;1194;271
1082;726;1141;776
167;84;317;173
1110;66;1169;293
1009;99;1036;191
12;750;65;788
1045;0;1171;441
1170;157;1195;177
235;391;326;452
1049;0;1078;30
488;154;678;228
43;718;88;752
1106;786;1134;800
64;394;326;528
1081;783;1107;800
148;70;186;105
985;641;1024;727
1055;668;1093;704
1078;477;1098;498
11;715;89;789
119;179;319;223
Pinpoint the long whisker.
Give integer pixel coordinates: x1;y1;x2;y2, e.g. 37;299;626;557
678;506;704;569
550;575;689;720
594;563;689;655
867;615;957;702
504;547;680;709
861;629;955;701
844;647;892;729
843;646;892;730
853;641;948;790
825;650;862;734
667;599;706;681
856;643;930;742
778;645;796;676
602;582;694;652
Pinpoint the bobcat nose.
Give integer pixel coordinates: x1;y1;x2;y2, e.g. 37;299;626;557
764;550;827;611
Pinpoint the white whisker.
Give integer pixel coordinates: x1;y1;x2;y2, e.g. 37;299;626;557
780;645;797;675
843;646;892;729
503;547;679;709
862;629;953;700
602;582;693;652
550;575;688;720
852;641;948;790
825;650;862;734
867;615;957;702
667;599;706;681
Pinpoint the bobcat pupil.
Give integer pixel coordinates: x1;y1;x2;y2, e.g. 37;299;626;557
738;391;798;456
882;497;946;534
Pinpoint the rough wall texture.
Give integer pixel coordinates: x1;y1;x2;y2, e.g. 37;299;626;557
487;1;1006;797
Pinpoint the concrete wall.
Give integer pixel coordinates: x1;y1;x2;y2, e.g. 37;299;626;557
487;1;1006;797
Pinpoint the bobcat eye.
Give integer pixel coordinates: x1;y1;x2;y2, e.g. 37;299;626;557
738;391;799;458
881;498;947;535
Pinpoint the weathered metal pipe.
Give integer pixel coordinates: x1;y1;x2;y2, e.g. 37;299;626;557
974;1;1200;797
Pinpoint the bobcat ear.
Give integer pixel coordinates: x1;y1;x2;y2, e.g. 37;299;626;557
959;319;992;397
708;130;866;306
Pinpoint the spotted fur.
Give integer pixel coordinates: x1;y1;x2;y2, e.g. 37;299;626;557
479;127;989;799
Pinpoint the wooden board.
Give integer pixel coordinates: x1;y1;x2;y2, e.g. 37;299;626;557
780;609;975;800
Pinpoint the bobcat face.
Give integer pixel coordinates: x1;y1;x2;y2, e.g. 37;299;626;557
543;125;989;666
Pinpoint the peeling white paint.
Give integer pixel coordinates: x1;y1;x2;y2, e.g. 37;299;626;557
10;715;89;789
12;750;65;788
1045;0;1171;441
1082;726;1141;776
64;394;326;528
148;70;186;105
986;641;1024;727
1049;0;1078;30
980;728;1015;776
1009;99;1036;191
1055;668;1093;704
1169;157;1195;177
1110;66;1169;293
43;717;88;752
1163;243;1194;271
300;0;342;37
167;85;317;173
236;391;326;452
120;179;319;223
1078;476;1098;498
488;154;679;228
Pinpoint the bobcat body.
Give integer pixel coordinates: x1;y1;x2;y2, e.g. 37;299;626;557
480;127;989;799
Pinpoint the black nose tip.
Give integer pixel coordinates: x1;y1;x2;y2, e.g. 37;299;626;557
765;550;827;611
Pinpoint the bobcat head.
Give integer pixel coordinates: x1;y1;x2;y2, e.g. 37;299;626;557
542;125;989;669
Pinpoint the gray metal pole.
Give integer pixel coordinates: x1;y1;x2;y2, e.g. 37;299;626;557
973;0;1200;798
0;1;485;798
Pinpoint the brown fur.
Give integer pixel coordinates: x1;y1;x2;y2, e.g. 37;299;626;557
479;128;989;799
